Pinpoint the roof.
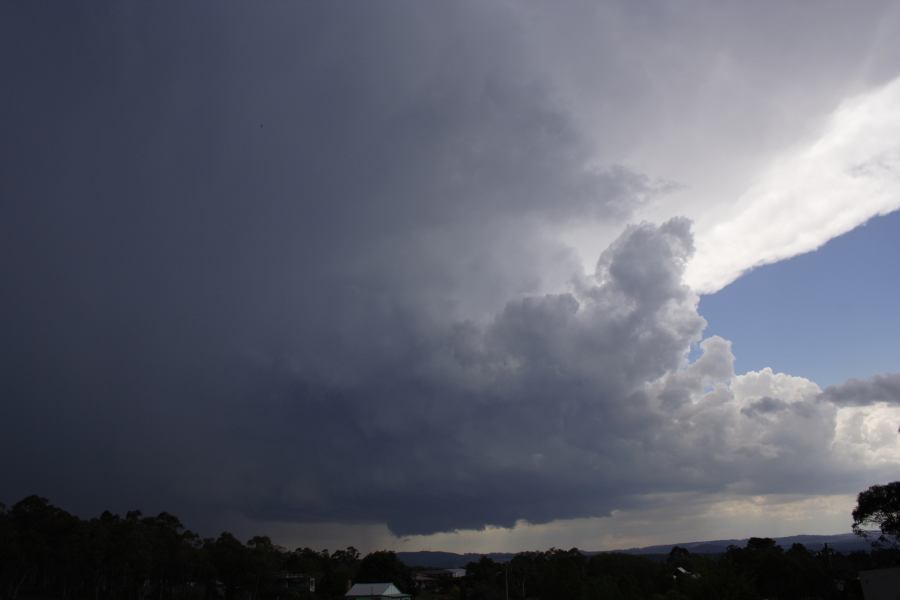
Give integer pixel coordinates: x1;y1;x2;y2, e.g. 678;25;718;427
346;582;409;598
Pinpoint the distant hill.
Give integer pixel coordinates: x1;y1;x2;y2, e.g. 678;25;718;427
397;533;873;568
618;532;870;556
397;551;515;569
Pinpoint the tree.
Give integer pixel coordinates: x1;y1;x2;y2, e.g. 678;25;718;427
666;546;691;570
246;535;282;600
356;551;413;593
852;481;900;544
209;532;251;600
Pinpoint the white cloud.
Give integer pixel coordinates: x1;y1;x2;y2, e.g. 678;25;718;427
685;75;900;293
834;404;900;466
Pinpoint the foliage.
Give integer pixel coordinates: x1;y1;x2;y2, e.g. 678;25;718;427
355;550;413;593
4;494;900;599
852;481;900;544
0;495;362;600
458;538;888;600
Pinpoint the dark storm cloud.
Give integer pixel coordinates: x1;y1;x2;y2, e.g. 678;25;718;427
820;374;900;407
741;396;789;417
193;218;707;535
4;2;898;540
0;2;672;533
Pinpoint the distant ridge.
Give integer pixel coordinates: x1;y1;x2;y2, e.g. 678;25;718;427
397;533;871;568
397;551;515;569
617;532;869;556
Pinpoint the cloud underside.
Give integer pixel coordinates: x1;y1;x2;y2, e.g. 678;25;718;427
227;221;900;536
2;2;900;539
8;211;900;536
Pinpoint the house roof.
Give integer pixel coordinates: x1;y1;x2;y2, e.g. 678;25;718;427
346;582;409;598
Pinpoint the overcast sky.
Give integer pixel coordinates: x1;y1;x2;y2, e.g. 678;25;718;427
3;1;900;553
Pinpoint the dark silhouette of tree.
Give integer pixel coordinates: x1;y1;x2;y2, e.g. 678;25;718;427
5;495;81;599
586;551;668;600
325;547;361;596
541;548;587;599
5;492;900;599
853;481;900;545
246;535;283;599
355;550;413;593
667;546;692;571
725;538;791;599
463;556;505;600
208;532;252;600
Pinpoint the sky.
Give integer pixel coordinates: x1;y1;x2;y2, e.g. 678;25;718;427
3;1;900;554
701;209;900;388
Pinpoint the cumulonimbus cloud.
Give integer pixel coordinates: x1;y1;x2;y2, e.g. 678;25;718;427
3;1;900;541
214;220;897;536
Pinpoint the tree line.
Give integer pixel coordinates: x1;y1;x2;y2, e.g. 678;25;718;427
0;495;408;600
460;539;900;600
3;492;900;600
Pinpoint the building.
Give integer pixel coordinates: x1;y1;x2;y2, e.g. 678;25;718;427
346;582;411;599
